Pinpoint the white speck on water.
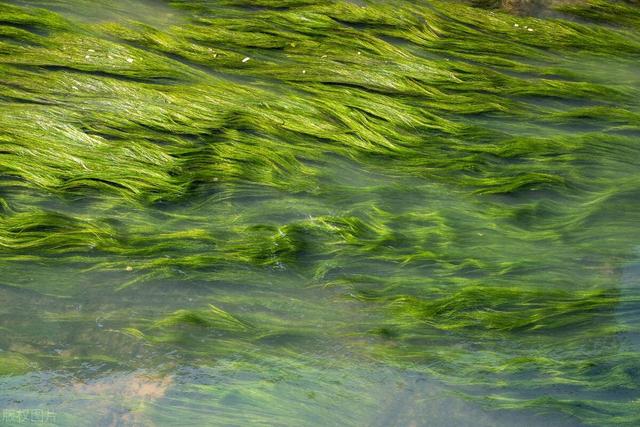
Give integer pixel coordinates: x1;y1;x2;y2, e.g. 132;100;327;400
321;55;327;58
514;23;519;27
72;86;78;90
108;55;113;60
242;57;251;63
213;53;218;58
85;55;90;59
126;266;133;272
357;51;361;55
302;69;306;74
88;49;95;53
528;28;534;32
126;57;134;63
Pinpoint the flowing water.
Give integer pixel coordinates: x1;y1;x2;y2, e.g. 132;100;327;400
0;0;640;426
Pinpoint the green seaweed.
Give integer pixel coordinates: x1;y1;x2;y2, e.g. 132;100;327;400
0;0;640;425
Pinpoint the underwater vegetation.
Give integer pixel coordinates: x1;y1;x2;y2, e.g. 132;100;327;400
0;0;640;425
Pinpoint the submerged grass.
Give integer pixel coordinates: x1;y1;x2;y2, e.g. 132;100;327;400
1;0;640;425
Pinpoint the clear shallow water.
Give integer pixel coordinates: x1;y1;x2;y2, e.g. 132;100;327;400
9;0;184;27
1;0;640;426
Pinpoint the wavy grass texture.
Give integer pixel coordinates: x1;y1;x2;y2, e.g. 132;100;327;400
1;0;640;425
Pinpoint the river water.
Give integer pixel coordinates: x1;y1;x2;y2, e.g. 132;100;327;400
1;1;639;426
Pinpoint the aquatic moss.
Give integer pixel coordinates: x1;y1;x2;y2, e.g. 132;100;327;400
0;0;640;425
0;352;34;376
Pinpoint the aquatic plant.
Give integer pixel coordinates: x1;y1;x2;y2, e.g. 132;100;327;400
0;0;639;425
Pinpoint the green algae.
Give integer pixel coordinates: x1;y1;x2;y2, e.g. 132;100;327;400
0;352;34;375
1;0;640;425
